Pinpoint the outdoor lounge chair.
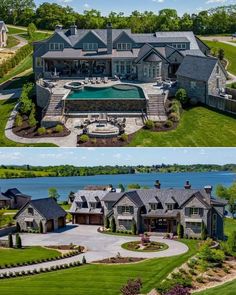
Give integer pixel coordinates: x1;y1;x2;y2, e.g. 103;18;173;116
104;77;108;83
91;77;96;84
96;77;101;84
84;77;89;84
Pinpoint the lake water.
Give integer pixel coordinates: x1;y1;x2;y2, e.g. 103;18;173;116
0;171;235;201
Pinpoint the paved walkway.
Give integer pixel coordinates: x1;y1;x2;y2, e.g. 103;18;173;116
0;225;188;275
10;34;28;51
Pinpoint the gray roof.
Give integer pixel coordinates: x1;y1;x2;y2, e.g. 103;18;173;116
0;193;10;201
102;192;124;202
4;188;31;199
176;55;220;82
15;198;66;220
181;49;205;57
155;31;199;50
73;190;108;202
144;52;162;62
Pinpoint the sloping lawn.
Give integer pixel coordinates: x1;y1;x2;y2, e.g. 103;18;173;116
6;35;20;48
0;247;60;267
7;27;26;35
195;280;236;294
20;32;51;42
224;218;236;237
0;99;56;147
0;240;198;295
129;106;236;147
204;40;236;75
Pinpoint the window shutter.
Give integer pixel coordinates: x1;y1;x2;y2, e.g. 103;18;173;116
199;208;204;217
117;206;122;214
130;206;134;214
185;207;190;216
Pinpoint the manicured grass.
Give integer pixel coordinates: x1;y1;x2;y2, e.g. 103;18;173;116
20;32;51;42
224;218;236;237
195;279;236;294
0;246;60;267
0;99;57;147
0;213;14;228
7;27;26;35
0;54;32;85
6;35;20;48
129;106;236;147
204;40;236;75
0;239;198;295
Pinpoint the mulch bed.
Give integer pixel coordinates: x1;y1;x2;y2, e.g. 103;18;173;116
78;134;134;147
46;245;84;251
94;257;144;264
13;115;70;138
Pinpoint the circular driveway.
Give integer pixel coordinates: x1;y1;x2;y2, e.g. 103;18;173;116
17;225;188;262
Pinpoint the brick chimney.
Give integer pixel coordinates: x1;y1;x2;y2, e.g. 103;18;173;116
204;185;213;196
184;181;191;189
55;24;63;32
155;180;161;189
107;22;113;54
70;24;77;36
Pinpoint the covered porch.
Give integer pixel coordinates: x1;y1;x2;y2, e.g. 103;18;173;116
43;58;112;78
143;216;178;233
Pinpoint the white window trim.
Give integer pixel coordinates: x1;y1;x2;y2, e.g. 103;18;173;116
167;204;173;211
83;43;98;51
117;43;132;51
49;43;64;51
190;208;200;215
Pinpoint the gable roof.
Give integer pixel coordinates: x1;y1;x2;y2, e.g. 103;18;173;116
14;198;66;220
136;43;169;64
4;188;31;199
176;55;226;82
0;193;10;201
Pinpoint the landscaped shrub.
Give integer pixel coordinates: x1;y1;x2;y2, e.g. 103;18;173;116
8;233;13;248
177;223;184;238
15;233;22;249
55;124;63;133
39;221;43;234
231;82;236;89
19;83;34;115
120;133;128;142
169;112;180;122
28;110;37;127
37;127;46;135
228;231;236;253
105;216;110;229
165;285;191;295
175;88;189;105
120;278;142;295
131;222;137;235
164;120;173;128
111;217;116;233
82;256;86;264
15;114;23;127
201;221;208;240
79;134;89;143
145;119;155;130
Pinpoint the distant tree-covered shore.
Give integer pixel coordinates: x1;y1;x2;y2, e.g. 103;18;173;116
0;1;236;35
0;164;235;179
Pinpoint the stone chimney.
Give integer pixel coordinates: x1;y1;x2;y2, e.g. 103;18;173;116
204;185;213;200
107;22;113;54
154;180;161;189
55;24;63;32
70;24;77;36
184;181;191;189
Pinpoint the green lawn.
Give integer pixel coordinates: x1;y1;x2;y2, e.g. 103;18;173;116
20;32;51;42
224;218;236;237
204;40;236;75
0;246;60;267
0;213;14;228
7;27;26;35
6;35;20;48
129;106;236;147
0;239;198;295
195;279;236;294
0;99;56;147
0;54;32;85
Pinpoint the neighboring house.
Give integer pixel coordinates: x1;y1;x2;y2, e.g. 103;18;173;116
0;21;8;48
69;190;108;225
33;24;211;83
101;183;226;240
176;55;228;103
14;198;67;233
3;188;31;209
0;193;11;209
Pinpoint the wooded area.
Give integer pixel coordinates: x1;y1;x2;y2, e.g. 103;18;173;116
0;1;236;34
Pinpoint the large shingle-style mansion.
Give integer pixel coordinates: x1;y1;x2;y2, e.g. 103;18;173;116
33;24;230;126
0;21;8;48
69;182;227;240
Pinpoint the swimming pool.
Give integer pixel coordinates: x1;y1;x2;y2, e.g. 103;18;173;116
66;84;145;100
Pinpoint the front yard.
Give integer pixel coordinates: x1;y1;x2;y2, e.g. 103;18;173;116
0;246;60;267
0;239;198;295
129;106;236;147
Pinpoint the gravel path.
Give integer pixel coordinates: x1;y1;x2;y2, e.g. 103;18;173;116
0;225;188;275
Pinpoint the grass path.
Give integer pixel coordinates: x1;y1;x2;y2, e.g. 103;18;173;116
0;240;198;295
129;106;236;147
0;247;60;267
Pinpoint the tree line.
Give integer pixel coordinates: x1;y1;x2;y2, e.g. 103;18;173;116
0;1;236;34
0;164;236;179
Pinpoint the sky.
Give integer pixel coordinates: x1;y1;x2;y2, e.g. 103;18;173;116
35;0;235;15
1;148;236;166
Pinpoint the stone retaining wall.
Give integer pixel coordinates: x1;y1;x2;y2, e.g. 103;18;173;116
36;82;51;108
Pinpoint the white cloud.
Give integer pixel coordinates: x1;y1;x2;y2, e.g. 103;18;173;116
84;3;90;9
206;0;226;4
152;0;165;3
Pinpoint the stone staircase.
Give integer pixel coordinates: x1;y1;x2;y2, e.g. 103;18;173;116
44;94;64;117
146;94;167;121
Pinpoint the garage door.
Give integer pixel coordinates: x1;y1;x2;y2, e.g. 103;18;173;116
58;217;65;228
46;219;54;232
89;214;103;225
76;215;87;224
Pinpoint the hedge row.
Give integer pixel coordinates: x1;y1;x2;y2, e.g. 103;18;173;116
0;250;80;270
0;44;32;78
0;261;82;280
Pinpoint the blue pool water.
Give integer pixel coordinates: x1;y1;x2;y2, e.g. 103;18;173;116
67;84;145;100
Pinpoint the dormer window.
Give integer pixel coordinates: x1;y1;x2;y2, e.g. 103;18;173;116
28;207;34;215
90;202;96;209
150;203;158;210
117;43;132;51
167;204;173;211
49;43;64;51
83;43;98;51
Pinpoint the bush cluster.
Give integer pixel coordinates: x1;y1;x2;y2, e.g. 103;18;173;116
168;99;181;123
0;44;32;78
79;134;89;143
145;119;155;130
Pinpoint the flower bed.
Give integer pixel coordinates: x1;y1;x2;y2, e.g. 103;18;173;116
94;257;144;264
121;241;168;252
